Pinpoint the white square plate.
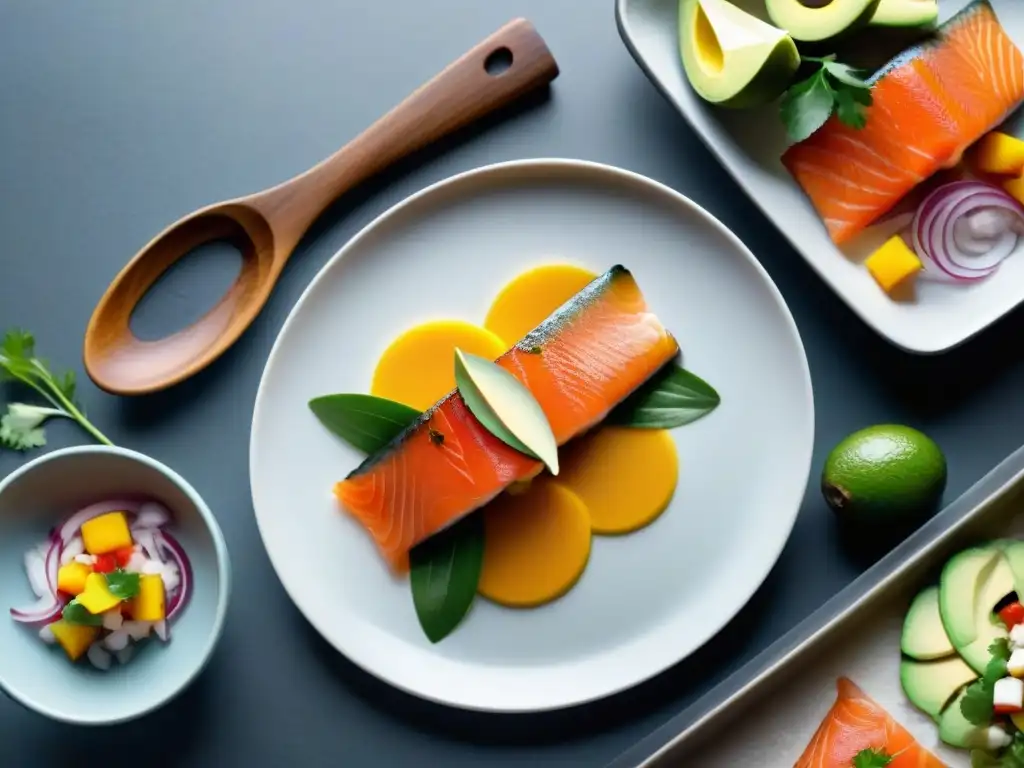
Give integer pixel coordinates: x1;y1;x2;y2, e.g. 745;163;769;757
616;0;1024;353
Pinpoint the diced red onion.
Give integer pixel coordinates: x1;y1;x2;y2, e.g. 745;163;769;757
131;527;163;564
912;181;1024;282
154;620;169;642
115;646;134;665
10;536;63;624
58;499;142;546
135;501;171;529
87;643;111;671
154;531;192;622
24;549;48;599
59;536;84;566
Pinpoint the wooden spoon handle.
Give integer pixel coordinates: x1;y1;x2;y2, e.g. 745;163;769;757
248;17;558;250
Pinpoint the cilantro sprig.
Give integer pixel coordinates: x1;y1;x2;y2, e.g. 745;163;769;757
853;747;893;767
780;55;873;143
971;733;1024;767
0;329;111;451
962;638;1012;726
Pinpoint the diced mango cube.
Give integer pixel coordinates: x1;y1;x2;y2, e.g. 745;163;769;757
975;132;1024;175
80;511;132;555
49;620;100;662
56;562;92;596
1005;173;1024;208
129;574;165;622
76;572;122;615
865;235;923;295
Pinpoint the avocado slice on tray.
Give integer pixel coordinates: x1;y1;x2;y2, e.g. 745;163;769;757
764;0;882;44
678;0;800;109
902;585;956;661
901;655;977;720
869;0;939;28
939;545;1013;674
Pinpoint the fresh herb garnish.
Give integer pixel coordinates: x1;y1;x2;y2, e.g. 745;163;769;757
104;569;140;601
853;748;893;768
962;639;1012;726
409;514;485;644
61;600;103;627
308;393;420;454
0;329;111;450
970;732;1024;767
607;364;721;429
780;55;873;143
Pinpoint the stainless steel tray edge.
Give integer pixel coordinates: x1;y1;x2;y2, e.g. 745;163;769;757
606;444;1024;768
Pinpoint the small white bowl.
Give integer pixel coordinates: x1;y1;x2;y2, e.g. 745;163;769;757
0;445;231;725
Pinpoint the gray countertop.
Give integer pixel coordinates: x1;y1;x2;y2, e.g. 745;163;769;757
4;1;1024;766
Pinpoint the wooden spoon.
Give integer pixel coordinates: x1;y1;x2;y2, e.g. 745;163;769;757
83;18;558;396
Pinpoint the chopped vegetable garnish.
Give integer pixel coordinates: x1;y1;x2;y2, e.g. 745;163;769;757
852;748;893;767
780;55;872;143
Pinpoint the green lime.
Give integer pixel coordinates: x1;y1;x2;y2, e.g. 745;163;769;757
822;424;947;526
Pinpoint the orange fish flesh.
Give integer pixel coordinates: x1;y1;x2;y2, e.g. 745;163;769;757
782;0;1024;246
795;677;947;768
334;265;680;572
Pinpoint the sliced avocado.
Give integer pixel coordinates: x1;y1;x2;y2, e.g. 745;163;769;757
1001;540;1024;594
939;547;1002;649
764;0;882;44
900;655;977;720
868;0;938;28
902;585;955;661
939;688;989;749
678;0;800;109
949;552;1014;674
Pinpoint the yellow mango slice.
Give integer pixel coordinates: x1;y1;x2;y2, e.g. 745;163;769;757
1005;173;1024;207
129;574;166;621
76;572;122;614
478;481;591;608
56;562;92;596
80;511;133;555
371;320;507;411
558;427;678;534
865;235;922;295
50;620;100;661
975;132;1024;175
484;264;598;347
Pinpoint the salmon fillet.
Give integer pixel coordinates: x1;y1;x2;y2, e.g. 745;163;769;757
782;0;1024;245
334;265;680;572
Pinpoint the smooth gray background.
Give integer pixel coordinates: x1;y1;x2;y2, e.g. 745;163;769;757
2;1;1024;766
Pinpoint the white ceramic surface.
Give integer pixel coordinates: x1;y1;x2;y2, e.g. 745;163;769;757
616;0;1024;354
0;446;231;725
249;159;815;712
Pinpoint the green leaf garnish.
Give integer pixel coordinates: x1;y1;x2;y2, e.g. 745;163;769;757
962;639;1012;726
61;600;103;627
853;748;893;768
105;569;140;601
970;732;1024;767
453;348;559;474
308;393;421;453
780;55;873;143
409;514;485;644
0;328;111;450
608;364;721;428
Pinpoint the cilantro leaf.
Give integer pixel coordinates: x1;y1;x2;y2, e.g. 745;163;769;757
0;327;111;447
780;56;874;142
962;640;1012;726
104;569;139;600
0;403;63;452
62;600;103;627
853;748;893;767
780;70;835;143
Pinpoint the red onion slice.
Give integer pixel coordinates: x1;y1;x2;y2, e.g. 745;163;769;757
58;499;143;546
135;501;171;529
11;537;62;624
131;526;163;564
155;530;192;622
24;549;48;599
912;181;1024;282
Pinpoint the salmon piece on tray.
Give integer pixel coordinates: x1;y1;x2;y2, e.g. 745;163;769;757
334;265;680;572
782;0;1024;246
795;677;946;767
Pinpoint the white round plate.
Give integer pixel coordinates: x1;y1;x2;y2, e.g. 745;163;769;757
249;159;815;713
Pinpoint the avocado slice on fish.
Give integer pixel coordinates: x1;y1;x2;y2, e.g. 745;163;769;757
764;0;882;44
678;0;800;109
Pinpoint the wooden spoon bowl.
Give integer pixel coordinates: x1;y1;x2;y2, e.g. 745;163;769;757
84;19;559;396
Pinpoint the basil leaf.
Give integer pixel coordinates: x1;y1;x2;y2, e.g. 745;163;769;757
608;364;721;428
105;569;140;600
62;600;103;626
309;394;421;453
409;514;485;643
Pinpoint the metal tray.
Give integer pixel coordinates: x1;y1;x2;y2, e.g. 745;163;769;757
606;445;1024;767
